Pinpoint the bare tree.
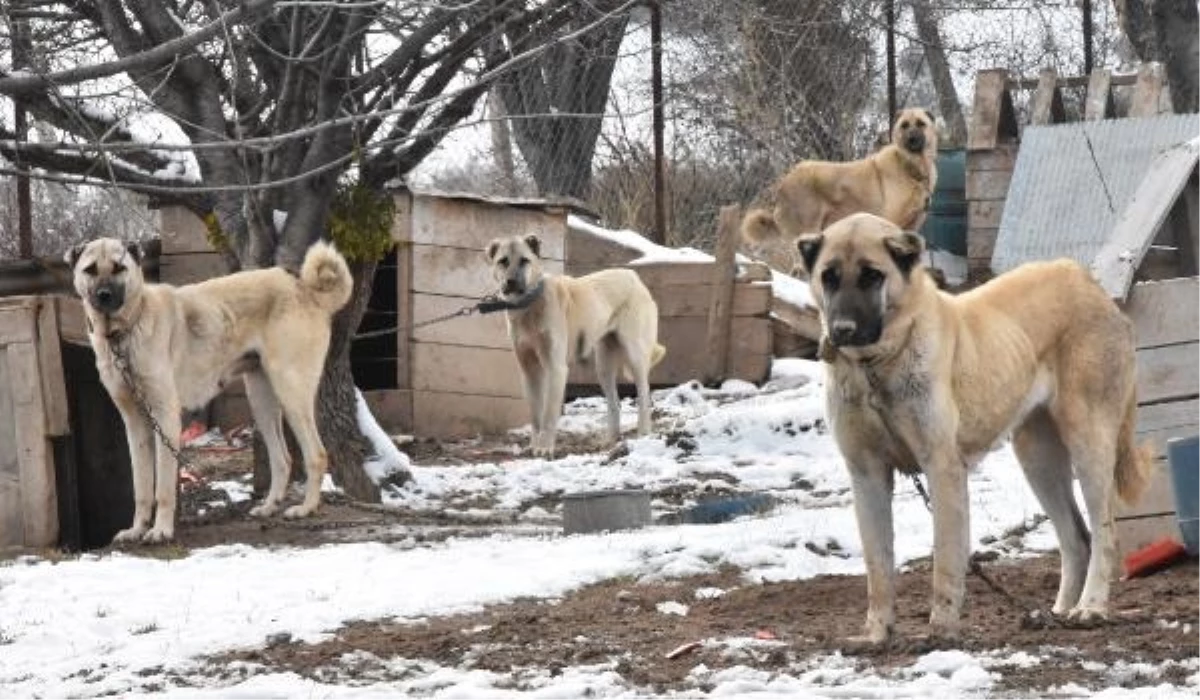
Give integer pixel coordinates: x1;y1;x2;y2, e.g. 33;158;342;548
1114;0;1199;112
0;0;627;500
910;0;967;146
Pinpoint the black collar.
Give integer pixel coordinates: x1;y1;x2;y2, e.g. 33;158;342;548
477;279;546;314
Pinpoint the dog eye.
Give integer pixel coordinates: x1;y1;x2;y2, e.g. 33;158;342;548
497;256;509;266
820;267;840;290
858;267;884;288
83;263;98;276
112;262;126;274
518;258;529;267
899;121;909;128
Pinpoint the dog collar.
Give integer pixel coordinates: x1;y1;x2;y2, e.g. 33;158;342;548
477;279;546;314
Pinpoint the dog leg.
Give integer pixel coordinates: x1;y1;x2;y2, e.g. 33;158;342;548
847;463;896;643
924;441;969;636
516;350;545;454
1013;411;1089;615
113;405;155;544
536;344;569;459
1065;431;1119;621
245;371;290;517
594;338;622;444
143;391;182;544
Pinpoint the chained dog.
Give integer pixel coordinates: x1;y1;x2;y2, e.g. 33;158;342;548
798;213;1150;643
485;234;666;458
67;238;352;544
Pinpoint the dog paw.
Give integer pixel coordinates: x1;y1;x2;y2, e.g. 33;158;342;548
141;526;174;545
282;504;315;519
250;502;280;518
1066;605;1109;624
928;608;963;637
112;526;147;544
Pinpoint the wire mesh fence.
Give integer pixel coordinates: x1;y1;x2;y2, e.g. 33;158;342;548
0;0;1152;260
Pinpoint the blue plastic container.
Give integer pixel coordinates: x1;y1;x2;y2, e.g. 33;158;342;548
1166;435;1199;555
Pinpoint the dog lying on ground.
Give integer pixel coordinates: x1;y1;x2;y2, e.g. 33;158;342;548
67;237;352;544
742;108;939;253
485;234;666;458
796;213;1150;643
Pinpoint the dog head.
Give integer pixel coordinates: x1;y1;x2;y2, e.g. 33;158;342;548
891;108;937;156
65;238;145;316
485;234;545;301
795;213;926;350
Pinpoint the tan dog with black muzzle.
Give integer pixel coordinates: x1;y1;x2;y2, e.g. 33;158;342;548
66;237;352;544
485;234;666;458
797;213;1150;644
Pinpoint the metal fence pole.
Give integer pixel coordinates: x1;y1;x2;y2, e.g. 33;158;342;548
650;0;666;245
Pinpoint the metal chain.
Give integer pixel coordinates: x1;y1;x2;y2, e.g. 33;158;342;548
108;333;196;471
352;301;483;341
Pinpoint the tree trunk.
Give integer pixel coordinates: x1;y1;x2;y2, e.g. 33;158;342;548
318;258;385;503
1116;0;1198;113
489;88;518;195
910;0;968;147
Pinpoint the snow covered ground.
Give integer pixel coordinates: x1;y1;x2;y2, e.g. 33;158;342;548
1;360;1196;699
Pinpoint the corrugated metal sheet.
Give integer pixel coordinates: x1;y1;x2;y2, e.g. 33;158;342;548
991;114;1200;273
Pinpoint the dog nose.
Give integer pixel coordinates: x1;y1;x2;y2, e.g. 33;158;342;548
829;320;857;346
96;288;113;303
503;279;522;294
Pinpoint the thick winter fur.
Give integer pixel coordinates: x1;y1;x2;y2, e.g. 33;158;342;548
67;237;353;544
742;108;939;252
485;234;666;458
798;213;1151;643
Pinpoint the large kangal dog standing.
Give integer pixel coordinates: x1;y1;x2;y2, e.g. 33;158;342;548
67;237;352;544
742;108;939;253
485;234;666;458
796;213;1150;643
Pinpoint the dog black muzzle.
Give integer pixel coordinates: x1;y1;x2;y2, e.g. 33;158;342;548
91;285;125;314
502;278;525;296
903;132;926;153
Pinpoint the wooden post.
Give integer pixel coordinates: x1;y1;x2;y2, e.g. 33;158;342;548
704;205;741;385
1130;62;1167;117
967;69;1015;151
1085;68;1115;120
1030;68;1065;125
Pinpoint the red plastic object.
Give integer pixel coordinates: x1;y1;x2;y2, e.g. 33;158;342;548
1122;537;1189;580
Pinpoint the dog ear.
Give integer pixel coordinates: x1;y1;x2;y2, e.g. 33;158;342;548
795;234;824;275
523;234;542;258
884;231;925;276
64;242;86;268
125;241;143;265
485;239;501;262
922;108;935;124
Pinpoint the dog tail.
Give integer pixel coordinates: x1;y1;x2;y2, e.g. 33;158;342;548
300;240;353;314
740;208;782;244
650;343;666;368
1114;392;1154;505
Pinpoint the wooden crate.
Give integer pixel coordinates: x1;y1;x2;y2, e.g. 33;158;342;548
0;296;67;549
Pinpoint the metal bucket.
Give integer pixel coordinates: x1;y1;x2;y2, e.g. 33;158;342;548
562;489;651;535
1167;436;1199;555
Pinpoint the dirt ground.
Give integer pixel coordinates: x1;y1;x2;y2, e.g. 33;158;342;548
159;443;1199;696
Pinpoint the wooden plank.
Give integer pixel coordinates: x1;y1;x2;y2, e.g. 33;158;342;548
967;200;1005;230
158;205;213;255
158;252;229;286
1085;68;1115;121
36;299;70;437
410;244;563;297
1117;514;1183;560
569;342;772;387
1030;68;1065;125
0;299;36;344
55;295;89;346
1136;342;1200;406
0;348;22;547
1092;140;1199;300
409;194;566;258
411;343;525;398
966;143;1018;171
968;69;1015;152
965;169;1013;201
411;390;530;439
1122;278;1200;349
363;389;413;435
7;341;57;547
565;224;642;270
389;190;413;244
1138;398;1200;433
771;297;823;341
967;228;999;261
704;205;742;383
629;261;717;287
652;283;770;318
411;293;512;349
396;242;415;391
1130;62;1167;118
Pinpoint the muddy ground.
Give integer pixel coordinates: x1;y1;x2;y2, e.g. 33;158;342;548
150;443;1200;696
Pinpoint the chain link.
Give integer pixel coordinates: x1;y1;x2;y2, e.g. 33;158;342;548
108;333;196;471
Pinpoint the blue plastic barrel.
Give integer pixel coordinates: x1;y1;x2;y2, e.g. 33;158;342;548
1167;435;1199;555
